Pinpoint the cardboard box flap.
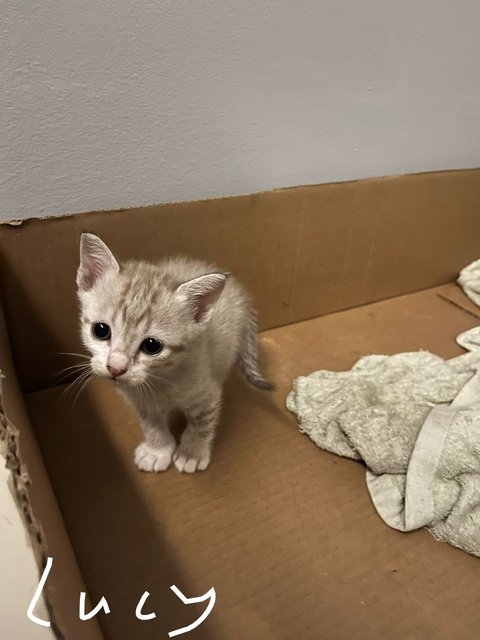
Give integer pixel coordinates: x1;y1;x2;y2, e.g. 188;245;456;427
1;168;480;394
0;297;104;640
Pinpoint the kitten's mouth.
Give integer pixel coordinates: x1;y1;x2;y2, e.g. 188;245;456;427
96;370;127;384
109;375;131;386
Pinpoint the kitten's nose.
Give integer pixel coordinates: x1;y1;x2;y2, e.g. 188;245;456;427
107;351;128;379
107;364;127;379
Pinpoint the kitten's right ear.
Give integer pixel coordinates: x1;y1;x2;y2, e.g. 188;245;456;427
175;272;228;324
77;233;119;291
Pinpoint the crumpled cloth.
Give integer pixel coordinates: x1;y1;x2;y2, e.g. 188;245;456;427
287;270;480;556
458;257;480;308
456;258;480;351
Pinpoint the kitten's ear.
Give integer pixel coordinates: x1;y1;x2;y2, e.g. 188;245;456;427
176;273;228;323
77;233;120;291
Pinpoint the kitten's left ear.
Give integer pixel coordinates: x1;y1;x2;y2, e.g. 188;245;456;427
77;233;120;291
176;273;228;323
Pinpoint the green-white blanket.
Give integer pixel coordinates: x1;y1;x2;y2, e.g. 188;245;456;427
287;259;480;557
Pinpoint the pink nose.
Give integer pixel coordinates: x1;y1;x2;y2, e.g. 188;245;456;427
107;364;127;379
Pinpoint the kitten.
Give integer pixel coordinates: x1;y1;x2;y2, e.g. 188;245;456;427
76;233;274;474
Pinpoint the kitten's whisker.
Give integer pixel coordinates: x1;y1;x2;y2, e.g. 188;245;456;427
53;362;90;384
62;380;80;400
147;379;158;395
72;373;93;408
57;362;90;373
140;381;150;403
149;373;173;386
62;368;92;399
145;380;156;399
69;368;91;394
139;380;153;403
62;375;82;396
133;381;143;402
139;378;154;397
57;352;90;360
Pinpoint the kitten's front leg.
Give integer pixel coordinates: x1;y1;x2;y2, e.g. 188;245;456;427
174;394;222;474
135;412;176;473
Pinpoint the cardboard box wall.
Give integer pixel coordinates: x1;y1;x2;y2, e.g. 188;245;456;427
1;168;480;639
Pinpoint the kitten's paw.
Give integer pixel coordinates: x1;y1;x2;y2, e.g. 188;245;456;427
173;449;211;474
134;442;174;473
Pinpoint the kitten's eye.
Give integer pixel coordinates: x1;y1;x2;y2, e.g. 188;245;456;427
92;322;111;340
141;337;163;355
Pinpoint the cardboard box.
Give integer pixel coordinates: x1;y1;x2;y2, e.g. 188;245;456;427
1;168;480;639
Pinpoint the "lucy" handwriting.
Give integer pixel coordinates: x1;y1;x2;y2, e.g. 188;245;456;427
27;557;216;637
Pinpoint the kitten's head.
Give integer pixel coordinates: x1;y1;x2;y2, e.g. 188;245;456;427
76;233;227;387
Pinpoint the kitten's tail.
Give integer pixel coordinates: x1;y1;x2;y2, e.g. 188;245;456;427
237;313;276;392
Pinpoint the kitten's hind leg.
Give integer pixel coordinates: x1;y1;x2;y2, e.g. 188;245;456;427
174;394;222;474
135;412;176;473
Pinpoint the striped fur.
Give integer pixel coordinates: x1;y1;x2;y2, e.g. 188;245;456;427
77;233;273;474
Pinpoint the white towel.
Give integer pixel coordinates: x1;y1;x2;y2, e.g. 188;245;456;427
287;264;480;557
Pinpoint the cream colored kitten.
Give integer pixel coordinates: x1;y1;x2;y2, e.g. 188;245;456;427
76;234;273;474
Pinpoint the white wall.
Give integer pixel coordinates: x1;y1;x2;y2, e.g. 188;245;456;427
3;0;480;220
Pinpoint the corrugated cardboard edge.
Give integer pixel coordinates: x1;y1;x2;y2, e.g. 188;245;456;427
0;381;61;636
0;297;104;640
1;166;478;225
